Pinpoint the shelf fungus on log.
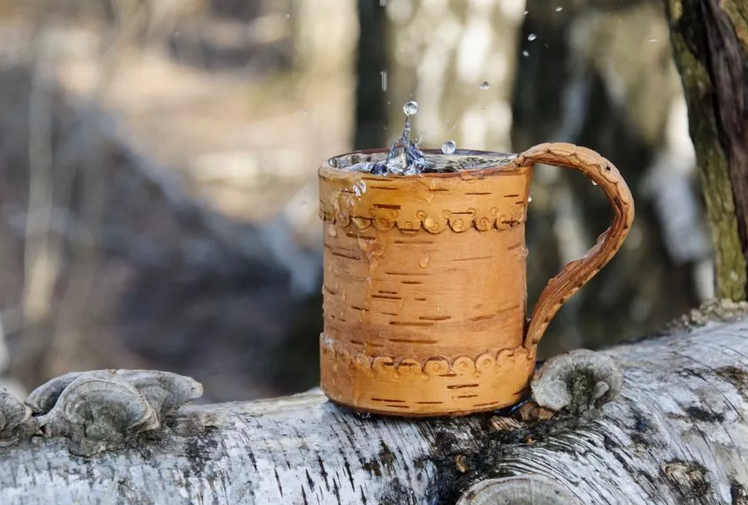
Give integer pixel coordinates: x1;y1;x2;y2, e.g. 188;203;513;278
24;370;203;457
531;349;623;414
0;390;36;446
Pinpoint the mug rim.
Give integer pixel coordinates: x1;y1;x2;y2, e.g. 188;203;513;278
321;147;520;179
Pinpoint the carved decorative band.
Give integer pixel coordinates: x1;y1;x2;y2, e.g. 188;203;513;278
319;206;527;234
320;336;534;376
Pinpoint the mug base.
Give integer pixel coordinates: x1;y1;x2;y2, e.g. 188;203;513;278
320;341;537;417
324;391;529;418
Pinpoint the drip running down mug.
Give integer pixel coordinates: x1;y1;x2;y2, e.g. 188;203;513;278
318;143;634;417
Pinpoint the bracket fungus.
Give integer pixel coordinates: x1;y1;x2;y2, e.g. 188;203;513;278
0;389;36;446
531;349;623;414
26;370;203;456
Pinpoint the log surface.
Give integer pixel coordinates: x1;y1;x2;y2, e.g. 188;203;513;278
3;318;748;504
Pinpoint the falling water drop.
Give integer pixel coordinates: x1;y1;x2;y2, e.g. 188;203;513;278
528;191;533;203
441;140;456;154
523;10;529;15
381;70;388;92
419;254;431;268
522;50;530;57
403;100;419;116
527;33;537;41
480;81;490;90
555;6;563;12
591;180;599;186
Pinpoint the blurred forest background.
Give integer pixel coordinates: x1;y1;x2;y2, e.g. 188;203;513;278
0;0;712;402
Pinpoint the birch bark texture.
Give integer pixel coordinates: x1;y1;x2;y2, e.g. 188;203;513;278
2;314;748;504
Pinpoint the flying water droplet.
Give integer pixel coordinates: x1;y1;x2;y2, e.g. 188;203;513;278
480;81;490;90
381;70;388;92
555;6;563;12
528;191;533;203
441;140;456;154
523;10;529;15
353;180;367;197
522;50;529;57
403;100;419;116
591;180;598;186
527;33;537;41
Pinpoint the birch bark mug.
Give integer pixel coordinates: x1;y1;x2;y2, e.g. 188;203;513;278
318;143;634;416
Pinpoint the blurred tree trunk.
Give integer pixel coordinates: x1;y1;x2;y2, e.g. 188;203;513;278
666;0;748;301
383;0;525;152
354;0;388;149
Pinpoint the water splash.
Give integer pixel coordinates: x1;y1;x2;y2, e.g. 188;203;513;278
480;81;490;90
329;101;516;175
441;141;456;154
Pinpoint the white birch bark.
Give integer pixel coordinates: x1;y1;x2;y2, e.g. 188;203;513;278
2;316;748;504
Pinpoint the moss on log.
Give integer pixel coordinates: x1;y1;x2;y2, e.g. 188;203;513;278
666;0;748;300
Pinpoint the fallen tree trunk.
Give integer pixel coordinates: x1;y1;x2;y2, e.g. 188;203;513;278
3;313;748;504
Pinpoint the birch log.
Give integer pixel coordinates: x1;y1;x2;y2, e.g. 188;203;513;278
4;315;748;504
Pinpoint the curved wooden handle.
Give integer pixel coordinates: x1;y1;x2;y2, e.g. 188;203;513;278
517;143;635;348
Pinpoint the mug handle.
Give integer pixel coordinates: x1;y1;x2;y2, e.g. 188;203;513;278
515;143;635;348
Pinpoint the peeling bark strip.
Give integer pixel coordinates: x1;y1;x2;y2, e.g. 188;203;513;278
3;318;748;504
666;0;748;299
